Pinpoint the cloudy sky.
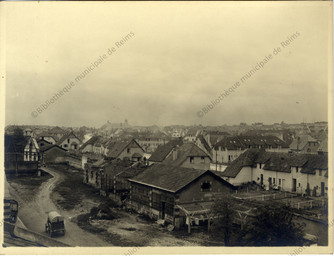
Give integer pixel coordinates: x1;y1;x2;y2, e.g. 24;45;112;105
3;2;331;127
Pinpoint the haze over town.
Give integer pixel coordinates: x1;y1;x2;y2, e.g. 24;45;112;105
4;2;329;127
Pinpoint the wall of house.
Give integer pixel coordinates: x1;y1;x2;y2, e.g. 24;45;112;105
59;136;81;150
224;167;253;186
213;148;244;164
229;165;328;196
64;155;82;169
129;183;175;223
181;156;211;170
177;173;232;203
117;141;144;160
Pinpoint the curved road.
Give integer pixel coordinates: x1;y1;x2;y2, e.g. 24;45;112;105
10;167;111;247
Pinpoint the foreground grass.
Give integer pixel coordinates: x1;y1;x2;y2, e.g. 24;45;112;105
48;164;104;211
6;171;52;202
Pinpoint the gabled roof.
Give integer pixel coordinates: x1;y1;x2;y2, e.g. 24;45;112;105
57;131;82;145
162;143;211;167
129;164;234;193
149;139;183;162
40;144;68;153
196;135;212;153
38;133;59;142
289;135;318;150
222;149;328;178
79;135;102;150
106;139;143;158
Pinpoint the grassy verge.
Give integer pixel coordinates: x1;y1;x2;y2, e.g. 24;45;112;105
6;171;52;202
48;164;104;211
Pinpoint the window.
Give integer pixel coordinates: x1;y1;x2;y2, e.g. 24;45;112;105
319;170;322;176
67;139;70;143
259;163;262;169
127;148;130;153
273;178;276;184
201;181;211;192
296;167;299;173
64;144;68;148
279;179;281;185
190;156;194;163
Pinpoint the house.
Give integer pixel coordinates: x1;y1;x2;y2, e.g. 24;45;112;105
39;144;68;164
133;131;171;153
195;135;212;157
162;142;212;170
38;134;58;145
57;131;82;150
148;139;183;165
220;149;328;196
105;139;145;161
289;135;319;154
5;132;40;175
203;130;231;148
128;164;235;229
317;140;328;155
213;135;289;164
83;158;146;202
79;135;103;153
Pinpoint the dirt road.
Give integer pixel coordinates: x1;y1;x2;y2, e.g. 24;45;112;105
9;167;111;246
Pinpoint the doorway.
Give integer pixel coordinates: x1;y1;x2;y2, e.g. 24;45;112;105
292;179;297;192
161;202;166;219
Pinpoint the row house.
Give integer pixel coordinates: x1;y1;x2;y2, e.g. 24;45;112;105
220;149;328;196
212;135;290;164
134;132;171;153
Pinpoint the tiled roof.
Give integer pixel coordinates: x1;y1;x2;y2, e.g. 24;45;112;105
289;135;318;150
213;135;289;150
106;139;143;158
129;164;233;193
39;144;67;153
196;135;212;153
162;142;211;167
222;149;328;178
79;135;102;150
149;139;183;162
57;131;81;145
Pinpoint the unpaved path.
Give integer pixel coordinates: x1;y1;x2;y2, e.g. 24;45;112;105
9;167;111;246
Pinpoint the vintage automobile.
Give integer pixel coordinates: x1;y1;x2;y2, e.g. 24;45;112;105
45;211;65;237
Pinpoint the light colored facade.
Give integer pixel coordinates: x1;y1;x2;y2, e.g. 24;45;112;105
23;137;40;162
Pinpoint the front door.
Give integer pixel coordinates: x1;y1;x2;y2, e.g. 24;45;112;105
321;182;325;196
260;174;263;185
161;202;166;219
292;179;297;192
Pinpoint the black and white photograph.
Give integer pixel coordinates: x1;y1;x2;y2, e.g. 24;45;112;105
1;1;332;254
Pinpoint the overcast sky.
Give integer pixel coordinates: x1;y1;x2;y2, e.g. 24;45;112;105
4;2;331;127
